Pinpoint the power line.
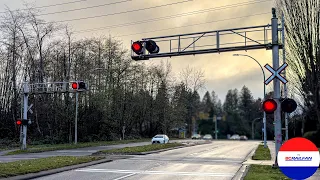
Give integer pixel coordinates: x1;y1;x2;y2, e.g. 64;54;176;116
38;0;134;16
113;12;269;38
0;0;90;14
48;0;194;23
74;0;271;34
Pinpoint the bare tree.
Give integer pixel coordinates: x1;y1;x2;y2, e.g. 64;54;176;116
276;0;320;128
179;65;205;92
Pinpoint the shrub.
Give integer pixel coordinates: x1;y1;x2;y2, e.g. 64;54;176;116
303;131;320;147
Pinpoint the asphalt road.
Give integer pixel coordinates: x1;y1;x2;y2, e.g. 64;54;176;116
32;140;259;180
0;140;201;163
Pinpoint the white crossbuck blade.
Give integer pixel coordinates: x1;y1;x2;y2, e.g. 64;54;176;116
264;63;288;85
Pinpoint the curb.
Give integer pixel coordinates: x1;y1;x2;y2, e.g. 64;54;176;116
232;145;260;180
1;158;113;180
94;143;208;156
135;145;187;155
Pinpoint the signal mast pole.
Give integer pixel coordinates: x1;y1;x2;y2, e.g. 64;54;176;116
271;8;281;167
22;82;29;150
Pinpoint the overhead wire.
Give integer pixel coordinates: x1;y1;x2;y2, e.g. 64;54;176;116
113;12;270;38
0;0;90;14
47;0;194;23
73;0;272;34
38;0;134;16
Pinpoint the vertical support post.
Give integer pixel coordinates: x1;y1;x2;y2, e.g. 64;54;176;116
252;121;255;140
178;36;181;52
20;95;23;143
22;82;29;150
75;92;79;144
216;31;220;49
282;12;288;141
193;37;195;50
245;32;247;46
215;116;218;140
263;82;267;148
272;8;281;167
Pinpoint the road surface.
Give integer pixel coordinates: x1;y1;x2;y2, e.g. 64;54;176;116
0;140;201;163
32;140;259;180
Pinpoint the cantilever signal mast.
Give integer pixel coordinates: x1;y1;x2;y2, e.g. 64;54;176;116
131;8;283;167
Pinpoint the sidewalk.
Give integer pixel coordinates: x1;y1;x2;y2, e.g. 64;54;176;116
243;141;320;179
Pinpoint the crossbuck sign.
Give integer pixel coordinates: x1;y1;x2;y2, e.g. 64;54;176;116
264;62;288;85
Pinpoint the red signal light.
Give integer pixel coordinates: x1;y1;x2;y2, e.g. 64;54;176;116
131;41;143;55
16;119;22;125
262;99;277;114
72;82;78;89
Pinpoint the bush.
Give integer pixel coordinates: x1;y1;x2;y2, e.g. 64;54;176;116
303;131;320;147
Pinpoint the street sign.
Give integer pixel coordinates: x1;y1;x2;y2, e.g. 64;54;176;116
216;116;222;120
264;62;288;85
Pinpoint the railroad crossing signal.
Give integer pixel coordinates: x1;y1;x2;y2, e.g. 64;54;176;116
262;98;297;114
262;99;277;114
71;81;87;91
16;119;31;126
264;62;288;85
131;40;159;60
16;119;22;125
281;98;297;113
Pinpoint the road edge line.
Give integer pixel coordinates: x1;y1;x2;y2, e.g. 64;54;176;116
232;144;259;180
1;158;113;180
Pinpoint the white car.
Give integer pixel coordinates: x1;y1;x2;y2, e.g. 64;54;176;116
151;134;169;144
230;134;240;140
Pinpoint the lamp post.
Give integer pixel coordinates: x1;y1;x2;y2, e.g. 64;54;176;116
252;117;262;140
233;54;267;148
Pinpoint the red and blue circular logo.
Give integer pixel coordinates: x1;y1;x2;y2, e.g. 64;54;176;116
277;137;319;179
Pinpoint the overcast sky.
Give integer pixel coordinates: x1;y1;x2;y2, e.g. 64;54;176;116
0;0;279;102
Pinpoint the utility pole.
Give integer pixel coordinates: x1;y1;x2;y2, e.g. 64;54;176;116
272;8;282;167
213;115;218;140
22;82;29;150
282;12;288;141
74;92;79;144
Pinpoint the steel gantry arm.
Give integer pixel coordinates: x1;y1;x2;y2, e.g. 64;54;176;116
131;24;283;60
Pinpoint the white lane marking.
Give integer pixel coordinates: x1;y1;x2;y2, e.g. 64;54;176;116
56;150;96;153
75;169;234;177
113;173;137;180
128;158;242;163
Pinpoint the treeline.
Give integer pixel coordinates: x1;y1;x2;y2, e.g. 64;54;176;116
197;87;264;139
0;6;268;145
0;6;211;144
1;0;319;147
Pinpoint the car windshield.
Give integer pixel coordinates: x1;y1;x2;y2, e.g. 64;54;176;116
154;135;163;138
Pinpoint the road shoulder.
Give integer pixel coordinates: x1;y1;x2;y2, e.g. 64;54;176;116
232;143;259;180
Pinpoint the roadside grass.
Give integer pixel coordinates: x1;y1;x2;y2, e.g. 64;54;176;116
4;139;150;155
0;156;104;178
98;142;184;154
244;165;289;180
252;144;271;160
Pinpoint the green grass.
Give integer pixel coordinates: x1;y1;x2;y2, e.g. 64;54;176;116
252;144;271;160
99;143;184;154
5;139;150;155
0;156;104;178
244;165;289;180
